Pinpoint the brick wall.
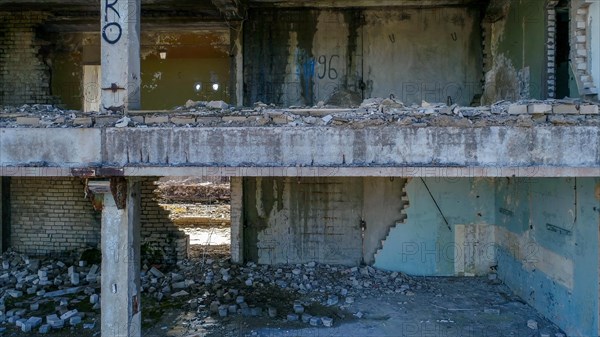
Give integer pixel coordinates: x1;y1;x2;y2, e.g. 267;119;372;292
546;1;559;99
9;177;188;263
140;177;189;264
0;11;53;105
10;177;100;255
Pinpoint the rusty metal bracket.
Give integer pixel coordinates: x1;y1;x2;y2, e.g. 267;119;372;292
110;177;127;210
71;167;125;178
84;179;110;211
102;83;125;93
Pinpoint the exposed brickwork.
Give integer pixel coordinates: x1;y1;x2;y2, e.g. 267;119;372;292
9;177;188;263
0;11;53;105
546;0;559;98
570;0;597;96
140;177;189;263
10;177;100;255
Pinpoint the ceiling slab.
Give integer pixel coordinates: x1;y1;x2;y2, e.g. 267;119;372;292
247;0;482;8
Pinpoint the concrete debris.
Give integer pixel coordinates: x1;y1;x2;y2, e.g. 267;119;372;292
527;319;538;329
115;116;131;128
0;251;98;333
206;101;229;110
0;249;568;335
136;257;425;332
2;98;599;129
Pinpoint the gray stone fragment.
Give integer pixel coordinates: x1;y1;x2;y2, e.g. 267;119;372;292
39;324;51;334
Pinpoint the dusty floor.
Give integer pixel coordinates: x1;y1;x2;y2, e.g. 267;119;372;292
0;181;565;336
0;245;564;337
143;273;563;337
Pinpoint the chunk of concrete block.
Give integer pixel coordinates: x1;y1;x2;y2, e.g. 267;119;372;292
21;322;32;332
527;319;538;329
73;117;93;126
71;272;80;285
322;316;334;327
26;316;42;328
148;267;164;278
16;117;40;126
553;104;577;114
60;309;78;321
207;100;229;110
528;104;552;114
508;104;527;115
580;104;599;114
39;324;51;334
69;316;81;326
7;289;23;298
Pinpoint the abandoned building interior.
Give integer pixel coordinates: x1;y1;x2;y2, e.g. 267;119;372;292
0;0;599;336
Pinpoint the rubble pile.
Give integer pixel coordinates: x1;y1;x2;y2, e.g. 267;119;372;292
1;97;599;128
143;257;427;329
0;251;100;334
0;248;427;333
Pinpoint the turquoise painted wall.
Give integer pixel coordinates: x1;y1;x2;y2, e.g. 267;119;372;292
374;177;495;275
374;176;599;335
495;177;599;336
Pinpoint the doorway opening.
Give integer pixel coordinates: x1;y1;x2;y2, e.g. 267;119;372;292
156;176;231;261
555;0;571;99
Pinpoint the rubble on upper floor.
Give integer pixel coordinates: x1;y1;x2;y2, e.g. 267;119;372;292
1;98;599;129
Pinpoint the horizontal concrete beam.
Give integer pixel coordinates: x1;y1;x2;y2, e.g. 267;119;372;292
0;128;102;166
0;166;598;178
0;126;599;177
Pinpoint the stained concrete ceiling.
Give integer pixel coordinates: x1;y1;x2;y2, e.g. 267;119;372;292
0;0;486;31
247;0;482;8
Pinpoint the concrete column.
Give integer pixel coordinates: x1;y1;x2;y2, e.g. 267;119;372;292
230;22;244;107
230;177;244;263
101;179;141;337
0;179;3;253
0;177;10;253
100;0;141;113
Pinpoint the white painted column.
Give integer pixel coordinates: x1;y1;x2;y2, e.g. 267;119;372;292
101;179;141;337
230;177;244;263
100;0;141;113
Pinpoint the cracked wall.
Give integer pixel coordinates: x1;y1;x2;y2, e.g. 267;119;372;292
482;0;546;103
495;177;600;337
244;7;483;106
242;177;407;265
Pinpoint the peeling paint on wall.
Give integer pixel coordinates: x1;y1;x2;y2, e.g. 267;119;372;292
483;0;546;101
244;7;482;106
495;177;599;336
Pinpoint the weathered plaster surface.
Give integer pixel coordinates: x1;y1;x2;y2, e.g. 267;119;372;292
1;127;599;177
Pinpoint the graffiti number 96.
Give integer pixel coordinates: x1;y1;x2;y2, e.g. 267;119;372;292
317;55;339;80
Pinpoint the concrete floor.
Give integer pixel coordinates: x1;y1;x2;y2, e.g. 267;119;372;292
148;192;565;337
146;274;564;337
